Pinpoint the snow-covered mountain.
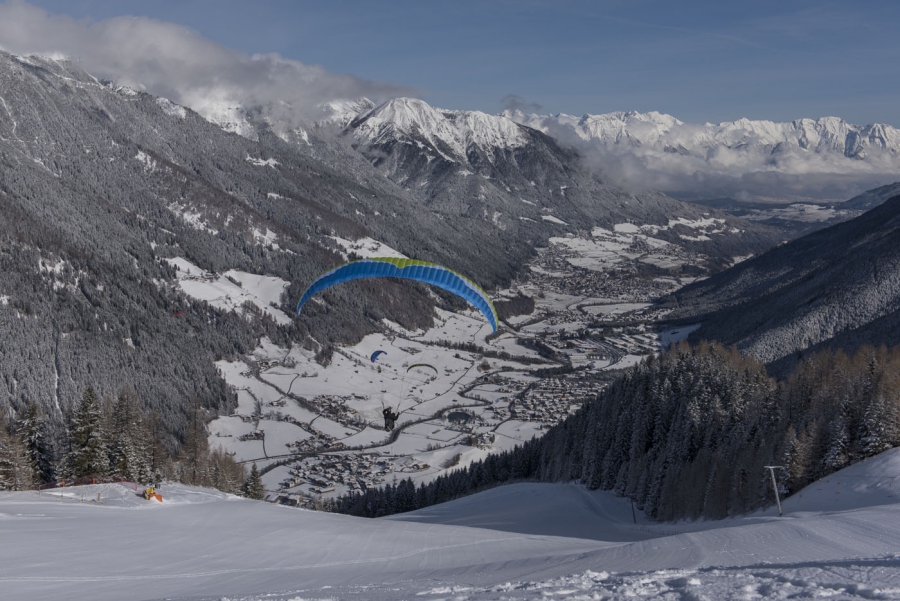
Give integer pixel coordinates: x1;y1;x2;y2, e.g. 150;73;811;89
0;52;557;442
185;84;900;205
667;191;900;371
340;97;779;260
511;110;900;158
504;109;900;201
319;97;377;126
351;97;530;162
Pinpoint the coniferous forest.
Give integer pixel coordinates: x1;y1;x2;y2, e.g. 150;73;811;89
333;342;900;521
0;387;249;495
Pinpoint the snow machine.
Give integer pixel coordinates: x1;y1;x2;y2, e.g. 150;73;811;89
142;487;163;502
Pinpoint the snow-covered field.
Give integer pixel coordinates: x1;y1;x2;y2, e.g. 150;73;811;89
164;257;292;325
548;224;693;272
3;448;900;600
205;307;547;496
744;202;856;224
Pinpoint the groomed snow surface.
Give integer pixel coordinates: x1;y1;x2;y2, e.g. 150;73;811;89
3;449;900;600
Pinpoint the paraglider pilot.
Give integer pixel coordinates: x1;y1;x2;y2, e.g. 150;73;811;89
382;407;399;431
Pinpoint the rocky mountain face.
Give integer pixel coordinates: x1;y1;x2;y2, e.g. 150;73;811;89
0;53;778;447
505;109;900;202
664;194;900;373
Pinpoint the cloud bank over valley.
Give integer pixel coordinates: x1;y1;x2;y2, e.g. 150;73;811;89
508;109;900;202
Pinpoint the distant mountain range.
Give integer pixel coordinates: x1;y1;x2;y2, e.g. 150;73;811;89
195;91;900;205
503;109;900;202
509;110;900;161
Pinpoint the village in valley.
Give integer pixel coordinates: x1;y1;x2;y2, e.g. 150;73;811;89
200;221;713;507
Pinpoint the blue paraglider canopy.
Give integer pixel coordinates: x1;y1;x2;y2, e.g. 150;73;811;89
296;257;499;332
371;350;387;363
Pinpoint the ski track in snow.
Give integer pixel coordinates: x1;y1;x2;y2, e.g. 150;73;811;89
3;450;900;601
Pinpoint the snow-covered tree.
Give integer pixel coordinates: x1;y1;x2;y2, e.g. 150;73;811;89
823;418;851;472
64;387;110;478
243;463;265;500
17;401;55;486
108;389;152;483
0;418;34;491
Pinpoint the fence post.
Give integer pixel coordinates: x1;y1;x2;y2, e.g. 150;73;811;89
764;466;784;516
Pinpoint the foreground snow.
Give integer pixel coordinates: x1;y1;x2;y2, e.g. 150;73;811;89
3;450;900;600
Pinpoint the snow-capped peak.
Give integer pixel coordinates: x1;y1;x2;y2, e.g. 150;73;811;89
351;97;528;161
318;97;376;126
508;109;900;159
504;108;900;200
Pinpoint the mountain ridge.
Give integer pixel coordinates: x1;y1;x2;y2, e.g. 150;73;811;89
664;193;900;369
502;108;900;202
507;109;900;159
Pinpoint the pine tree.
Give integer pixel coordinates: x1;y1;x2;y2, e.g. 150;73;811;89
859;394;893;458
108;389;151;483
17;401;55;486
144;411;171;483
0;418;35;491
64;387;110;479
178;409;210;486
243;463;265;500
823;418;850;472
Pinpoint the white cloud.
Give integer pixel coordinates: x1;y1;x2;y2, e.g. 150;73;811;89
0;1;415;127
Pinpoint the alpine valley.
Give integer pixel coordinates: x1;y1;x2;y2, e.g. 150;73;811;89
0;51;779;445
3;45;900;601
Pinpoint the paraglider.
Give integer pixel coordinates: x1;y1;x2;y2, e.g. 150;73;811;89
295;258;499;332
370;350;387;363
382;407;399;431
407;363;438;376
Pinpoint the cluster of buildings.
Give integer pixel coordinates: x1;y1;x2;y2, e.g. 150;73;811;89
530;239;687;302
280;453;396;494
600;330;661;356
510;378;597;425
285;429;342;453
306;394;368;430
461;432;496;449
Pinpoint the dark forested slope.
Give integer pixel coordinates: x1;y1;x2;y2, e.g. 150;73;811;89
841;181;900;211
663;195;900;369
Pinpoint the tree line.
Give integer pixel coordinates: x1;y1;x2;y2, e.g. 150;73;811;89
331;341;900;520
0;387;265;500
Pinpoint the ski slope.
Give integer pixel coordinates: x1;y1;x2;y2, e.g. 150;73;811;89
2;449;900;600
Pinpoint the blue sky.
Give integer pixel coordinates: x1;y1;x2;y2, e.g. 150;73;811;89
15;0;900;125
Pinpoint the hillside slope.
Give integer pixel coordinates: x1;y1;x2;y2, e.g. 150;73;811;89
842;181;900;211
665;195;900;367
